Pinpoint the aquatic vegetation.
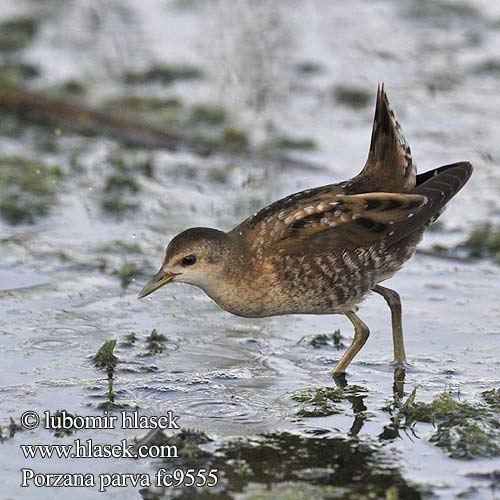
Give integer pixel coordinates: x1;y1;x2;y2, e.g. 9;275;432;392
123;64;202;84
139;430;424;498
139;428;212;469
482;388;500;411
430;420;500;460
146;329;167;354
221;126;249;152
121;332;137;348
268;136;317;150
208;163;234;184
292;387;344;417
407;392;478;423
332;329;343;348
473;59;500;76
190;104;227;125
93;340;118;372
0;16;39;52
0;417;21;442
238;482;350;499
460;223;500;260
97;240;143;255
405;0;481;22
60;79;87;96
299;329;344;349
104;95;181;114
333;85;371;108
291;384;369;419
0;62;39;86
295;60;323;74
195;126;250;156
382;390;500;459
92;340;118;403
104;173;140;194
0;155;62;224
116;259;141;289
100;152;149;216
101;196;138;215
50;411;78;438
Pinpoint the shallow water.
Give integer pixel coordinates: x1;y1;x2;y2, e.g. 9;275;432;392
1;0;500;499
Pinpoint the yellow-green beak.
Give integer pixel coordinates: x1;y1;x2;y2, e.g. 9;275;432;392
138;268;175;299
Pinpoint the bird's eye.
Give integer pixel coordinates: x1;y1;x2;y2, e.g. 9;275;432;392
182;255;197;266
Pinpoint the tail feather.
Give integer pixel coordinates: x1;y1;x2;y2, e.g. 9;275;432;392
386;161;473;246
362;83;416;193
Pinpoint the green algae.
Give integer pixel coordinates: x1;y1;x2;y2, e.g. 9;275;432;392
238;482;352;500
430;420;500;460
0;417;21;442
299;329;344;349
97;240;142;255
332;329;343;348
121;332;137;348
60;79;87;96
408;392;478;423
270;136;317;150
0;155;62;224
104;173;140;193
190;104;227;125
145;328;167;354
92;340;118;404
295;60;323;74
101;196;139;215
104;95;181;113
195;126;250;156
0;16;39;52
482;388;500;410
100;151;151;216
139;428;212;468
116;259;141;289
291;385;368;418
333;85;371;108
405;0;481;22
474;59;500;75
92;339;118;372
381;389;500;459
124;63;202;84
0;62;39;86
460;223;500;260
221;126;249;152
50;410;78;438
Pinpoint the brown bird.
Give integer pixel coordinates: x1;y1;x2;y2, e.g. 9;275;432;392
139;84;472;374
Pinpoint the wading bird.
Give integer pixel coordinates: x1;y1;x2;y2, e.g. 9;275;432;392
139;84;472;374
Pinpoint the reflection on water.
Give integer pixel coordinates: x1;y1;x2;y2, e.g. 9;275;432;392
140;430;424;499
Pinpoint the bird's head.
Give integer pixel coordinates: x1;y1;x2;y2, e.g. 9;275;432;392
138;227;233;299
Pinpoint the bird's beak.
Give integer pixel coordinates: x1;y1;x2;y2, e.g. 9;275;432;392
138;268;176;299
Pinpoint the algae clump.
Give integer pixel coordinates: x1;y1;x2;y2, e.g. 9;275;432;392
0;16;39;52
0;156;62;224
394;390;500;459
292;387;345;417
461;223;500;261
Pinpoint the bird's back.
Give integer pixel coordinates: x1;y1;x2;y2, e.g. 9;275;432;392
223;85;472;317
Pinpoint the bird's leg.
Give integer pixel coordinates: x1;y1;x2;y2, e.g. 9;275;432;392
332;311;370;374
372;284;406;364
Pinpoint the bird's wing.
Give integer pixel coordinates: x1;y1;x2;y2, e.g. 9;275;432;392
360;83;416;193
233;189;428;257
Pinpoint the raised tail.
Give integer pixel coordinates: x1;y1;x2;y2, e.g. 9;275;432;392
361;83;416;193
386;161;473;246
